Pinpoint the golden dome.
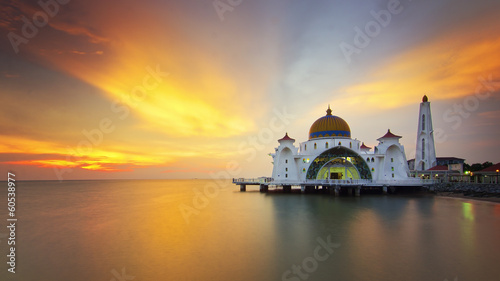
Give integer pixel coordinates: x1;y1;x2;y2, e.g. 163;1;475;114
309;106;351;140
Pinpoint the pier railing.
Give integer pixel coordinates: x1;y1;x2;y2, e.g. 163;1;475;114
232;177;274;184
232;178;437;186
373;179;437;185
302;179;372;185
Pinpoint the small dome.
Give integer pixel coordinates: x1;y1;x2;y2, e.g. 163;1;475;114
309;106;351;140
422;95;428;102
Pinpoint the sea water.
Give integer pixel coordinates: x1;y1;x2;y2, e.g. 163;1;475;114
1;179;499;281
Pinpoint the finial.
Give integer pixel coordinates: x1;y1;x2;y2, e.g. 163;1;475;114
422;95;428;102
326;104;332;116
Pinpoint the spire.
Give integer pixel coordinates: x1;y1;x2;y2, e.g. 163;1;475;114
360;142;372;150
278;132;295;142
415;95;436;170
326;104;332;116
378;129;402;140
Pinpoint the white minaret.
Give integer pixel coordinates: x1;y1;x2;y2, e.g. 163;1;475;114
415;95;437;170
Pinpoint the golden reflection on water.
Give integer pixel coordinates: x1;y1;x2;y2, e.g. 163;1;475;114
8;181;500;281
347;207;386;278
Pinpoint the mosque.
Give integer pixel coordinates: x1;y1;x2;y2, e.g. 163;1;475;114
270;105;413;184
234;96;436;194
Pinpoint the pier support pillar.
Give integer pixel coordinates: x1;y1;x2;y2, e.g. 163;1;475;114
302;186;315;193
334;187;340;197
259;184;268;193
383;186;388;195
283;185;292;193
240;184;246;192
348;187;353;196
355;187;361;197
390;186;396;194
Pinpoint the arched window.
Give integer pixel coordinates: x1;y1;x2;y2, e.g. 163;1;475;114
422;114;426;131
285;174;288;178
349;142;352;148
304;144;307;151
422;139;425;159
367;157;370;162
325;142;329;149
314;143;317;149
338;142;341;146
285;168;288;171
285;159;288;163
371;157;374;162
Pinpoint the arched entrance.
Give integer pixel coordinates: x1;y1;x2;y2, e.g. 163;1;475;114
316;158;361;180
306;146;372;180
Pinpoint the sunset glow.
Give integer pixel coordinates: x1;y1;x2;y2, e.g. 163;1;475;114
1;0;499;180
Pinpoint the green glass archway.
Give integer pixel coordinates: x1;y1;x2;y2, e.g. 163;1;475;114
316;158;360;180
306;146;372;180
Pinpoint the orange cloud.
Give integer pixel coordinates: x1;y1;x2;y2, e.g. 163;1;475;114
5;156;139;173
336;21;500;111
48;21;110;45
161;167;213;174
478;110;500;119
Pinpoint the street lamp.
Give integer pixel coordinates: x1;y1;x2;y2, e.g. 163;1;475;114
496;169;499;184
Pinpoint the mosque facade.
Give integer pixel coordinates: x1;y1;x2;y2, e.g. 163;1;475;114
270;105;413;184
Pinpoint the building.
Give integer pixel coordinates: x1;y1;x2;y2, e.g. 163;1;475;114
436;157;465;173
270;105;415;184
414;95;437;171
407;95;465;178
474;163;500;184
408;157;465;174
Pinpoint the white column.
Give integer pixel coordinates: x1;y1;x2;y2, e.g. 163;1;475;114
415;95;437;171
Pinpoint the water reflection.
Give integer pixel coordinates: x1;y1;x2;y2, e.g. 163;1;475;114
462;202;474;221
2;181;500;281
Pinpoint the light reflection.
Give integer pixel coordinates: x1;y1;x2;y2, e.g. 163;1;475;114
495;204;500;217
462;202;474;221
346;208;386;276
459;201;476;270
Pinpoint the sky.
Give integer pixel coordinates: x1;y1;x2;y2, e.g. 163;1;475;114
0;0;499;180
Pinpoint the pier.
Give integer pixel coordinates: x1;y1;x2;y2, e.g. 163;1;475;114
232;177;435;196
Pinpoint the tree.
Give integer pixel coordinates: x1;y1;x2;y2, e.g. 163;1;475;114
464;161;494;172
482;161;493;169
